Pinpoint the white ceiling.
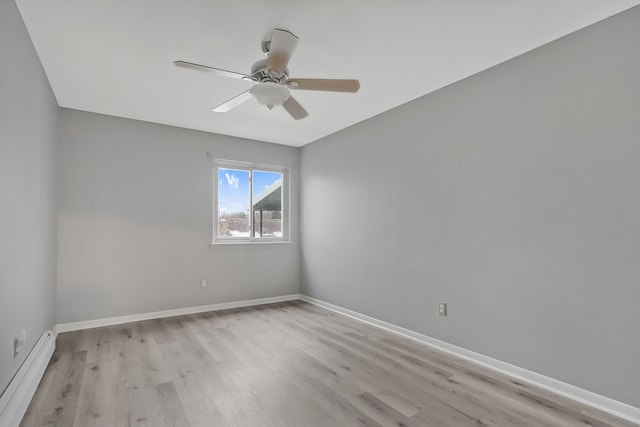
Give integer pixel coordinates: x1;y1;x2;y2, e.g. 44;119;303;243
16;0;640;147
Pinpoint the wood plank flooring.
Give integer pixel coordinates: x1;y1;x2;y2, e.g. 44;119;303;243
21;301;637;426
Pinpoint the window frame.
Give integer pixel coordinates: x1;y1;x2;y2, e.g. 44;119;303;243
212;159;289;245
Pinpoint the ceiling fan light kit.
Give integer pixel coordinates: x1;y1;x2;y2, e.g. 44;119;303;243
174;28;360;120
251;82;290;110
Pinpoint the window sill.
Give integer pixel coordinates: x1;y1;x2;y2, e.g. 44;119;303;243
209;240;294;247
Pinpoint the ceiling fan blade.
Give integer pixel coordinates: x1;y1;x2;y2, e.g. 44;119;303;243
213;90;253;112
266;29;299;74
286;78;360;93
174;60;252;81
282;96;309;120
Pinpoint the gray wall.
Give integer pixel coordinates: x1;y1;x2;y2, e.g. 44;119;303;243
0;0;58;395
300;7;640;407
56;110;300;323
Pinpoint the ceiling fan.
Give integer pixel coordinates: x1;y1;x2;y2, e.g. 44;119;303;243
174;28;360;120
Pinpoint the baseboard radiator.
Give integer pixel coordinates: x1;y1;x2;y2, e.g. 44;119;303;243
0;330;56;427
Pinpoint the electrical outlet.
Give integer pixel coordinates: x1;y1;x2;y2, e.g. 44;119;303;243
200;279;207;288
438;302;447;316
14;330;26;358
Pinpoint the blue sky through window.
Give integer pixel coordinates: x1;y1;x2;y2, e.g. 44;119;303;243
253;171;282;198
218;169;282;214
218;168;249;214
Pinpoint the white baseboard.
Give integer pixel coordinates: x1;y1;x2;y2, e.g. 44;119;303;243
299;295;640;425
0;330;56;427
55;294;301;334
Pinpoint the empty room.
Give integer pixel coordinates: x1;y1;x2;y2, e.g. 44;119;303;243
1;0;639;426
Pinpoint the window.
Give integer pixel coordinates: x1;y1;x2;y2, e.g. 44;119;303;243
214;160;288;243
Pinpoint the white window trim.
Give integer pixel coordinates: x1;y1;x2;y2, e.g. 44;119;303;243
212;159;290;245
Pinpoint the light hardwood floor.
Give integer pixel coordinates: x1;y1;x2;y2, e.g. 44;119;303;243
21;301;637;427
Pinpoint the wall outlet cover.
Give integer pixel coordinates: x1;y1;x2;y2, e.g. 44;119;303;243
439;302;447;316
14;329;27;357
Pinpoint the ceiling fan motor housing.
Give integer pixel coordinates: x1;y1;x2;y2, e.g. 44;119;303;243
250;59;289;83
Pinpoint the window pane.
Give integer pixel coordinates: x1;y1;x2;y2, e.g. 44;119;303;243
218;168;250;237
252;171;283;237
